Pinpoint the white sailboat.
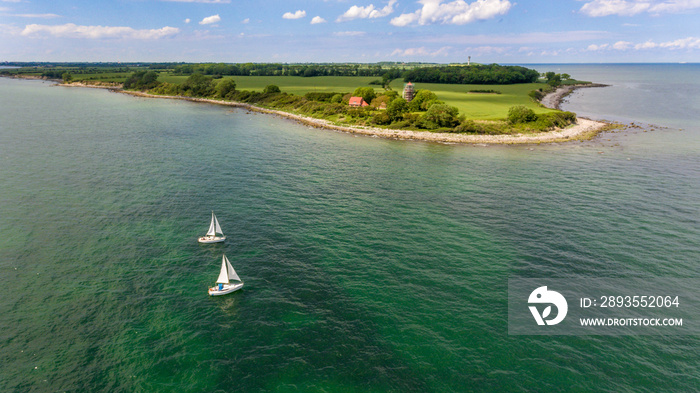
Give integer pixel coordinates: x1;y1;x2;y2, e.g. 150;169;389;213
198;211;225;243
208;254;244;296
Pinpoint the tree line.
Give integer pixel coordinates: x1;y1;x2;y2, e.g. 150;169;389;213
170;63;541;86
402;64;540;85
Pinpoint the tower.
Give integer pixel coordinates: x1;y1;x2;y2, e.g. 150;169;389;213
403;82;415;102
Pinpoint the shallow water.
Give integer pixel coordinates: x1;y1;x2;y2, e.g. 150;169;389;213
0;66;698;392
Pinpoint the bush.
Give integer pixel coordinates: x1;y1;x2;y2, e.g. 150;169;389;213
371;112;392;125
330;94;343;104
507;105;537;124
528;89;545;101
454;120;482;133
263;85;281;94
150;82;181;96
535;111;577;129
305;92;344;102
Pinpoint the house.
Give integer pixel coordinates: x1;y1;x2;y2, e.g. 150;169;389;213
348;96;369;107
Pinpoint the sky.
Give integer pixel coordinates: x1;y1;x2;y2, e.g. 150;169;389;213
1;0;700;63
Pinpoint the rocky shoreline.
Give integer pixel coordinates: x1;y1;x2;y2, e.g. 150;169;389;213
540;83;609;110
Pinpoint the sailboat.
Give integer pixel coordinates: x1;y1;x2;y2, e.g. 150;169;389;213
208;254;244;296
198;211;225;243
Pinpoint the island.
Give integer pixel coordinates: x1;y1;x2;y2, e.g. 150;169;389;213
1;62;610;144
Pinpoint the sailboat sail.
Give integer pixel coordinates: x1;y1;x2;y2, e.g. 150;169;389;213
216;255;240;284
225;255;240;281
206;212;223;236
214;215;223;236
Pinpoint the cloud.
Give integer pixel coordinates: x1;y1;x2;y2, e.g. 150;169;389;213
161;0;231;3
199;14;221;25
283;10;306;19
11;14;61;19
20;23;180;39
391;0;512;26
336;0;397;22
612;40;633;50
579;0;700;17
586;36;700;50
311;16;327;24
391;46;451;57
587;43;609;50
636;36;700;49
184;18;191;23
242;18;250;24
333;31;366;36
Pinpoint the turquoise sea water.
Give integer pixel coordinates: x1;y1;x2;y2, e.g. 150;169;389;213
0;64;698;392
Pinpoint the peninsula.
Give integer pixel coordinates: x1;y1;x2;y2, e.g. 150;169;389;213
2;62;609;144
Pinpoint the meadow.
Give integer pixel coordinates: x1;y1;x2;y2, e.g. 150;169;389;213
159;74;555;120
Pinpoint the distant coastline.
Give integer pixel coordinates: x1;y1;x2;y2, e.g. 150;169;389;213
5;75;610;144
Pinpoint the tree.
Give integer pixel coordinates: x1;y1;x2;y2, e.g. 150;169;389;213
409;89;439;111
62;72;72;83
181;73;215;97
420;103;460;129
352;86;376;104
215;78;236;99
123;70;160;90
386;98;408;121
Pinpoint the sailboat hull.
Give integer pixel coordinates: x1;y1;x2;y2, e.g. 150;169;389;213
208;282;244;296
198;236;226;244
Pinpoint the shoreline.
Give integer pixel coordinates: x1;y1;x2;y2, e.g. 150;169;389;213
540;83;609;110
119;87;609;145
6;75;610;144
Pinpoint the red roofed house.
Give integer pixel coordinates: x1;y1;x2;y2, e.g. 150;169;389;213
348;96;369;107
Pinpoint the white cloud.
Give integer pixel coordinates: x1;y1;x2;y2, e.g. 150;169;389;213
634;40;658;49
311;16;327;24
20;23;180;39
612;40;632;49
391;0;512;26
390;12;420;27
579;0;700;17
199;14;221;25
336;0;397;22
162;0;230;3
283;10;306;19
242;18;250;24
391;46;451;56
640;36;700;49
586;36;700;51
11;14;61;19
587;43;609;50
333;31;366;36
184;18;191;23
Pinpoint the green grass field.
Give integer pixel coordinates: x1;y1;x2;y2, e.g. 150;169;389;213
158;73;553;120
